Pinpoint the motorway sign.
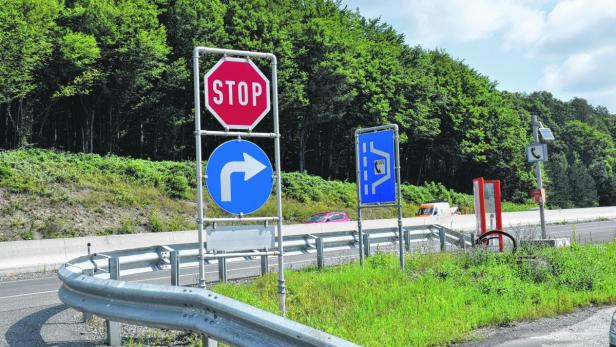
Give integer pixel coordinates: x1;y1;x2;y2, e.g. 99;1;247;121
204;57;271;130
206;140;273;214
357;129;396;204
527;144;548;162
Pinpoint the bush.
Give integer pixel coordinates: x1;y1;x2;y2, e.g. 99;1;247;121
165;175;189;198
148;211;164;232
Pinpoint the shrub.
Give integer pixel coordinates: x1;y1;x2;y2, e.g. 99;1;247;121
165;175;189;198
148;211;164;232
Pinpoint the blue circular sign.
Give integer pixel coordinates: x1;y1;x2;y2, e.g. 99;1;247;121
206;140;273;215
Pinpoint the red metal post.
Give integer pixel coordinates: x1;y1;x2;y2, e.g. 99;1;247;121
487;180;503;251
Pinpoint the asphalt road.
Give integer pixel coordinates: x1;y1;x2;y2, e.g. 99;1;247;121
459;305;616;347
0;219;614;346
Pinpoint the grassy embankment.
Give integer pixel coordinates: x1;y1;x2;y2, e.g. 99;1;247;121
0;149;534;240
214;242;616;346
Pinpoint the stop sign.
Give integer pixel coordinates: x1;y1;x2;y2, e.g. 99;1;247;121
204;57;271;130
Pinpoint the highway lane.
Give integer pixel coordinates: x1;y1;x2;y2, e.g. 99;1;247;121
0;219;614;346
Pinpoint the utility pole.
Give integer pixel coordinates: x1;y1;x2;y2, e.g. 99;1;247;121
532;115;547;239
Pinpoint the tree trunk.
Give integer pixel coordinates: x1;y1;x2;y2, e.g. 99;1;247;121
299;127;306;172
89;110;94;152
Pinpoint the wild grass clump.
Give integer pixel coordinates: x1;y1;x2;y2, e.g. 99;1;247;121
214;242;616;347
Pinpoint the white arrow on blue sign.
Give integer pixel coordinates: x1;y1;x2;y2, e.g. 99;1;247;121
206;140;273;215
358;129;396;204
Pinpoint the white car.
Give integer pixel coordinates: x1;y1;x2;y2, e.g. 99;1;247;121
611;310;616;347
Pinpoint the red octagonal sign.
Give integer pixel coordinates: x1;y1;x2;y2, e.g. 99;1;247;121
204;57;271;130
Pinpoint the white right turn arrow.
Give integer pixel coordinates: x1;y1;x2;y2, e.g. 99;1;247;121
220;153;267;202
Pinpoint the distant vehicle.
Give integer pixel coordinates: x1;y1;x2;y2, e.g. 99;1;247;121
610;309;616;347
305;212;350;223
417;202;458;217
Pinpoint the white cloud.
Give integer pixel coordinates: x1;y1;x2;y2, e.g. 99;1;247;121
542;45;616;94
347;0;547;49
533;0;616;55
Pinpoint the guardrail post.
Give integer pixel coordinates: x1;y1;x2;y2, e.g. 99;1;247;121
470;233;476;248
106;257;121;346
459;235;466;250
261;249;269;275
404;229;411;251
316;238;324;268
170;251;180;286
81;268;94;322
204;338;218;347
218;251;227;283
438;227;446;252
363;233;371;257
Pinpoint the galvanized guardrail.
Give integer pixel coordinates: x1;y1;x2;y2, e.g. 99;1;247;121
58;224;470;346
76;225;471;279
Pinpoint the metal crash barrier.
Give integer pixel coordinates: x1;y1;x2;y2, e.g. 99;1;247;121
57;224;470;346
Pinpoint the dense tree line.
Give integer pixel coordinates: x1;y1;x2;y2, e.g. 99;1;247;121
1;0;615;207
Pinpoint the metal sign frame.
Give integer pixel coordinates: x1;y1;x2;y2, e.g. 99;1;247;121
473;177;503;251
355;124;404;270
193;47;286;316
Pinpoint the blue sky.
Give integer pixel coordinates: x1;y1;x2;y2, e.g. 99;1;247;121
344;0;616;113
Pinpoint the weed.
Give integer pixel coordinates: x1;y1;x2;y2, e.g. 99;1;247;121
148;211;164;232
21;230;34;240
214;242;616;347
118;218;136;234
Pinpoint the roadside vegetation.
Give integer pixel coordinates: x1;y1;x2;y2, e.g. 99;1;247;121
2;0;615;210
0;148;534;241
215;242;616;346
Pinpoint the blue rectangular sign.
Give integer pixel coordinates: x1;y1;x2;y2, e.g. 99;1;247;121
357;129;396;204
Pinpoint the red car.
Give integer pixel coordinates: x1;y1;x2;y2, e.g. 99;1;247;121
305;212;351;223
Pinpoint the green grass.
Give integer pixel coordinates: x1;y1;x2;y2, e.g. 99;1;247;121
214;242;616;346
0;148;533;239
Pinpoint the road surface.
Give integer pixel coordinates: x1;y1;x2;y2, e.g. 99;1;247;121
459;305;615;347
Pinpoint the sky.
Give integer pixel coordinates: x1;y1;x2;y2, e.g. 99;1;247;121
344;0;616;113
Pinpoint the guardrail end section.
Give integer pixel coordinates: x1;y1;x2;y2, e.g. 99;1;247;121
157;246;173;270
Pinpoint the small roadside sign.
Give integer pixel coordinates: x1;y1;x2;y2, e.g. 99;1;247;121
530;188;545;204
527;144;548;163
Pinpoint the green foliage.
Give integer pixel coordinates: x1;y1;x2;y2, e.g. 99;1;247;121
0;0;614;207
0;148;532;239
147;211;164;232
215;243;616;346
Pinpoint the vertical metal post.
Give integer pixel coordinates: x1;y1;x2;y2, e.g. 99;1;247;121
316;238;324;268
363;233;371;257
106;258;121;346
532;115;547;239
193;48;206;289
393;125;405;270
438;227;446;252
470;232;475;247
270;55;286;317
404;229;411;251
170;251;180;286
81;268;94;322
218;252;227;283
459;236;466;249
260;249;269;275
354;132;364;267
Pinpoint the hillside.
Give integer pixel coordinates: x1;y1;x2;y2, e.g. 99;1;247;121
1;0;615;209
0;149;533;241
